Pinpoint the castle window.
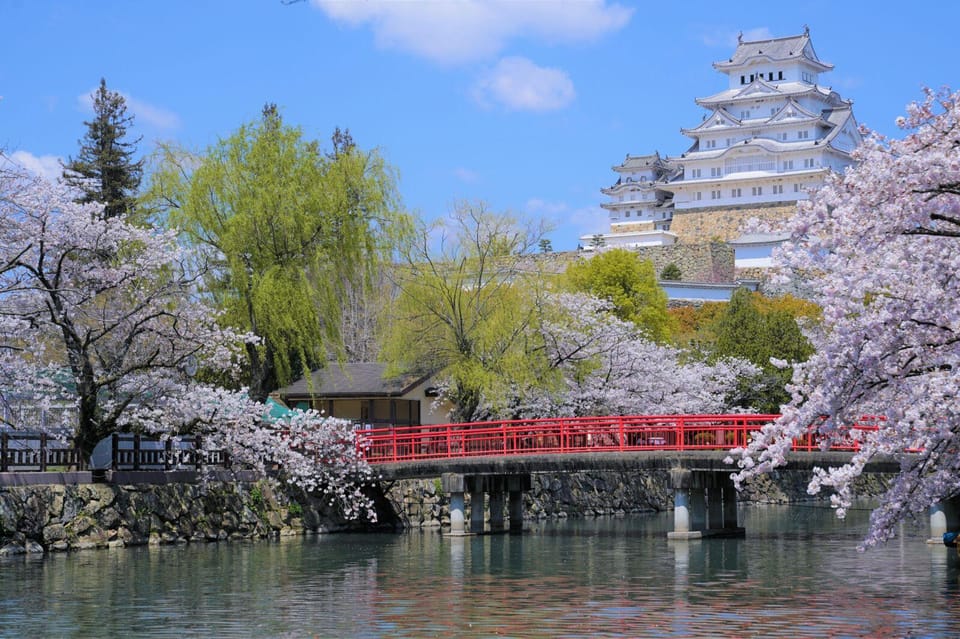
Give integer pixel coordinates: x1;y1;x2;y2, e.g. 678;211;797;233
691;168;701;178
768;72;774;81
798;130;809;140
625;211;631;217
752;186;762;196
711;167;722;177
711;190;721;199
778;71;783;80
773;184;784;194
740;110;751;119
731;188;742;198
705;140;716;149
783;160;794;170
804;158;816;168
780;132;788;141
740;75;746;84
794;183;801;192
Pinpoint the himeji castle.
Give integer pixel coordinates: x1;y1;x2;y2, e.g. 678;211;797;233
588;28;861;268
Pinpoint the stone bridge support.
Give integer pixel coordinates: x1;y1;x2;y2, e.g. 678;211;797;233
441;473;532;535
667;468;743;539
929;496;960;544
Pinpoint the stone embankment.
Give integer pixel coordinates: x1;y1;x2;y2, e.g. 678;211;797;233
0;477;351;555
384;469;891;529
0;468;891;553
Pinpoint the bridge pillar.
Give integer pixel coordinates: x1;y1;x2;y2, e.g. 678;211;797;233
489;488;505;532
721;475;739;530
668;468;744;539
507;474;528;533
442;473;467;536
470;490;486;534
929;496;960;544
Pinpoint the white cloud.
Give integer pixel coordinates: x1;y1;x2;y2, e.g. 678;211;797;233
567;204;608;238
700;26;774;48
453;167;480;183
525;197;569;216
78;88;180;130
310;0;632;65
9;150;63;182
472;57;575;112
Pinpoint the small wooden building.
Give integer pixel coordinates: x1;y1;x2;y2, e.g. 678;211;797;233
275;362;450;427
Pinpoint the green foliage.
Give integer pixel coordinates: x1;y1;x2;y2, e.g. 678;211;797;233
538;238;553;254
249;483;266;515
145;107;409;399
63;78;143;220
380;202;553;421
287;501;304;518
709;288;817;413
561;249;672;342
660;262;682;281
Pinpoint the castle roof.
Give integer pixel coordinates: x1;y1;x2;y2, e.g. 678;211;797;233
696;81;845;108
713;31;833;73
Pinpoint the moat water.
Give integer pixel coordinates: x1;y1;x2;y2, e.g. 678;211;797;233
2;505;958;638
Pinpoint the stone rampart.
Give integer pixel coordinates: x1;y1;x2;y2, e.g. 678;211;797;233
636;242;734;283
0;477;354;555
669;203;797;243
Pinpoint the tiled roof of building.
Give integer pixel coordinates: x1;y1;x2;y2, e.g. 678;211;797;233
277;362;429;398
714;31;832;71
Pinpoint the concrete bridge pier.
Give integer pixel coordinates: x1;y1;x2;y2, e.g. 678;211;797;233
667;468;744;539
442;473;467;536
443;472;531;535
928;496;960;544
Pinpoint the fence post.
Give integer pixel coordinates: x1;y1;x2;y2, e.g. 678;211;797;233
677;417;685;451
111;433;118;470
133;433;141;471
39;433;47;472
618;416;625;451
164;438;172;471
195;435;203;471
1;432;7;473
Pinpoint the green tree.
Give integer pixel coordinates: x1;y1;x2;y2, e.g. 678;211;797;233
62;78;143;219
561;248;672;342
380;202;551;421
660;262;682;281
145;106;408;400
710;288;815;412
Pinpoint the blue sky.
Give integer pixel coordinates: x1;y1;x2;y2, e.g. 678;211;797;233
4;1;959;251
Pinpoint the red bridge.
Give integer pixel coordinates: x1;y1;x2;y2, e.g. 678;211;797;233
358;413;877;464
357;414;889;539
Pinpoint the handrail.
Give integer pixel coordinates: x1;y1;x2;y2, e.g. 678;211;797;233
356;414;880;464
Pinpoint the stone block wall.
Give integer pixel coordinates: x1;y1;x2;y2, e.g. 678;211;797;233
669;203;797;243
0;479;355;555
636;242;735;283
381;469;889;529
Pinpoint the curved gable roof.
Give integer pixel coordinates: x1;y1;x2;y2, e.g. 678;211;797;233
713;32;833;72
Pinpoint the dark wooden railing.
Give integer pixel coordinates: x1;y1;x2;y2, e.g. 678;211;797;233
0;432;228;473
0;432;85;471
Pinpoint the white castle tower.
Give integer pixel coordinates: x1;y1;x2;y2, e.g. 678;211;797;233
586;28;861;255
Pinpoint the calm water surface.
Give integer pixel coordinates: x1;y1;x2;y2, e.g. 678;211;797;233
2;505;958;638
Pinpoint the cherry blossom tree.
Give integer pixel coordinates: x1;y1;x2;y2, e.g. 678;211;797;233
489;293;756;419
0;160;375;520
730;88;960;547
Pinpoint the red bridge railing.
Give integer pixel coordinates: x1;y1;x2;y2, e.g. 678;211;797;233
357;414;881;464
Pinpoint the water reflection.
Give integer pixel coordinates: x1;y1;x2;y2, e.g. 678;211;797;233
1;506;958;638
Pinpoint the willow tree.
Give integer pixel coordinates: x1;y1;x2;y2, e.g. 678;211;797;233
380;203;551;422
146;107;407;400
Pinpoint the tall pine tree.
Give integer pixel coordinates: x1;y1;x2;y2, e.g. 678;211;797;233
62;78;143;219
